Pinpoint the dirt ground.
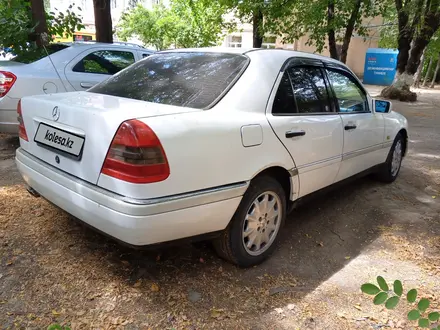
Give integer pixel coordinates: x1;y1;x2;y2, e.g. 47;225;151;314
0;87;439;330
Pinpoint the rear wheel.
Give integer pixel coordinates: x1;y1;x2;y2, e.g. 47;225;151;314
375;133;404;183
213;176;286;267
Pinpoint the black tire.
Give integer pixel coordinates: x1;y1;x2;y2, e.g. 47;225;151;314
213;176;286;267
375;133;404;183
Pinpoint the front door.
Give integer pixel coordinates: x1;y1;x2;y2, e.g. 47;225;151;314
324;67;385;182
266;60;344;198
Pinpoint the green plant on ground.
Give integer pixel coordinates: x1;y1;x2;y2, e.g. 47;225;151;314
361;276;440;329
47;324;71;330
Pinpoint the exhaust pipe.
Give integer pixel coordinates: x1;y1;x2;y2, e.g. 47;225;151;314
26;186;40;198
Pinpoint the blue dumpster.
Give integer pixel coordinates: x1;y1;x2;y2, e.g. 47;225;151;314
363;48;398;86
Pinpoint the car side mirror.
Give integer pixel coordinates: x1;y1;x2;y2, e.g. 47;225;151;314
374;99;392;113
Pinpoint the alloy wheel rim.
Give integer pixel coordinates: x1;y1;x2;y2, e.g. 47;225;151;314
242;191;282;256
391;140;402;176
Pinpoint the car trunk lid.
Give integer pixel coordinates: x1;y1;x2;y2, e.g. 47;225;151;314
19;91;199;184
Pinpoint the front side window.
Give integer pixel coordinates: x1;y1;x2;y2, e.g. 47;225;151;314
89;52;249;109
326;69;368;113
73;50;135;75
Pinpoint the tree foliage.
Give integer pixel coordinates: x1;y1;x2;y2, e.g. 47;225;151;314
117;0;234;50
264;0;390;62
0;0;84;56
219;0;293;47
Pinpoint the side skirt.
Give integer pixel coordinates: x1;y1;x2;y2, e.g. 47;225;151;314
287;163;385;213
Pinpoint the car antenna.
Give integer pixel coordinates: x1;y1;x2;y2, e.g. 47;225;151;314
40;33;69;93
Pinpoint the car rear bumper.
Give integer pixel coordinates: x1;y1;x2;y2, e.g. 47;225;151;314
0;96;19;133
15;148;245;245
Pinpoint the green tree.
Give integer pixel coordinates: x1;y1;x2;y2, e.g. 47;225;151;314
264;0;390;63
117;4;174;50
0;0;84;57
220;0;293;48
117;0;233;50
381;0;440;101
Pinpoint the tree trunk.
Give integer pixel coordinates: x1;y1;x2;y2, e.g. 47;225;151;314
252;9;263;48
395;0;410;74
327;0;338;60
381;0;438;101
429;53;440;88
412;50;425;88
93;0;113;43
422;57;433;87
394;0;424;74
30;0;49;47
339;0;362;64
405;0;440;74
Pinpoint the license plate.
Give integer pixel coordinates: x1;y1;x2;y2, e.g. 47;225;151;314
34;123;85;158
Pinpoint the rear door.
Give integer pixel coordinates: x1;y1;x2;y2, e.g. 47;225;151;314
64;48;136;90
324;65;385;182
266;58;344;198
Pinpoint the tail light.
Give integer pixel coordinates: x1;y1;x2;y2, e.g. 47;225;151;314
17;99;28;141
101;119;170;184
0;71;16;97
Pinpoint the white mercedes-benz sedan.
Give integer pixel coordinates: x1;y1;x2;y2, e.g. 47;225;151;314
15;48;408;267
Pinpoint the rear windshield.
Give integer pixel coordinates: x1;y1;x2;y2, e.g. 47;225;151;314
12;44;69;64
89;52;249;109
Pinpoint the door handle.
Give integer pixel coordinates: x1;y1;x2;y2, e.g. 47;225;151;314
285;130;306;138
80;82;94;89
344;124;357;130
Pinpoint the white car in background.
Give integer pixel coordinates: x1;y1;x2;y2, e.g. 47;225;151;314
15;48;408;267
0;42;154;133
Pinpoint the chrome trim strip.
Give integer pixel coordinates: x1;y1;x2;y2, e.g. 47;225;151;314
297;155;341;170
293;141;392;170
288;168;298;176
16;148;248;216
342;142;392;161
121;182;248;206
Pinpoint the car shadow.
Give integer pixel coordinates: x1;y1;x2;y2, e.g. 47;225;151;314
62;171;393;318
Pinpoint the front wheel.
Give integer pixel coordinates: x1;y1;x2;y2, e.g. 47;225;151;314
375;133;404;183
213;176;286;267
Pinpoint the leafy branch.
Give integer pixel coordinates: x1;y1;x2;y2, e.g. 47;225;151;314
47;324;71;330
361;276;440;329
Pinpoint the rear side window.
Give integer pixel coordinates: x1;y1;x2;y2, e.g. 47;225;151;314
288;66;331;114
11;44;69;64
89;52;249;109
272;72;295;114
73;50;135;75
272;66;331;115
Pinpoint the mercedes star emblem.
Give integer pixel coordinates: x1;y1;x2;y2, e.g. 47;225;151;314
52;106;60;121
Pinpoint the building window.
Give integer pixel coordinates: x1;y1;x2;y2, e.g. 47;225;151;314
152;0;161;5
262;36;276;49
111;0;117;9
227;36;242;48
